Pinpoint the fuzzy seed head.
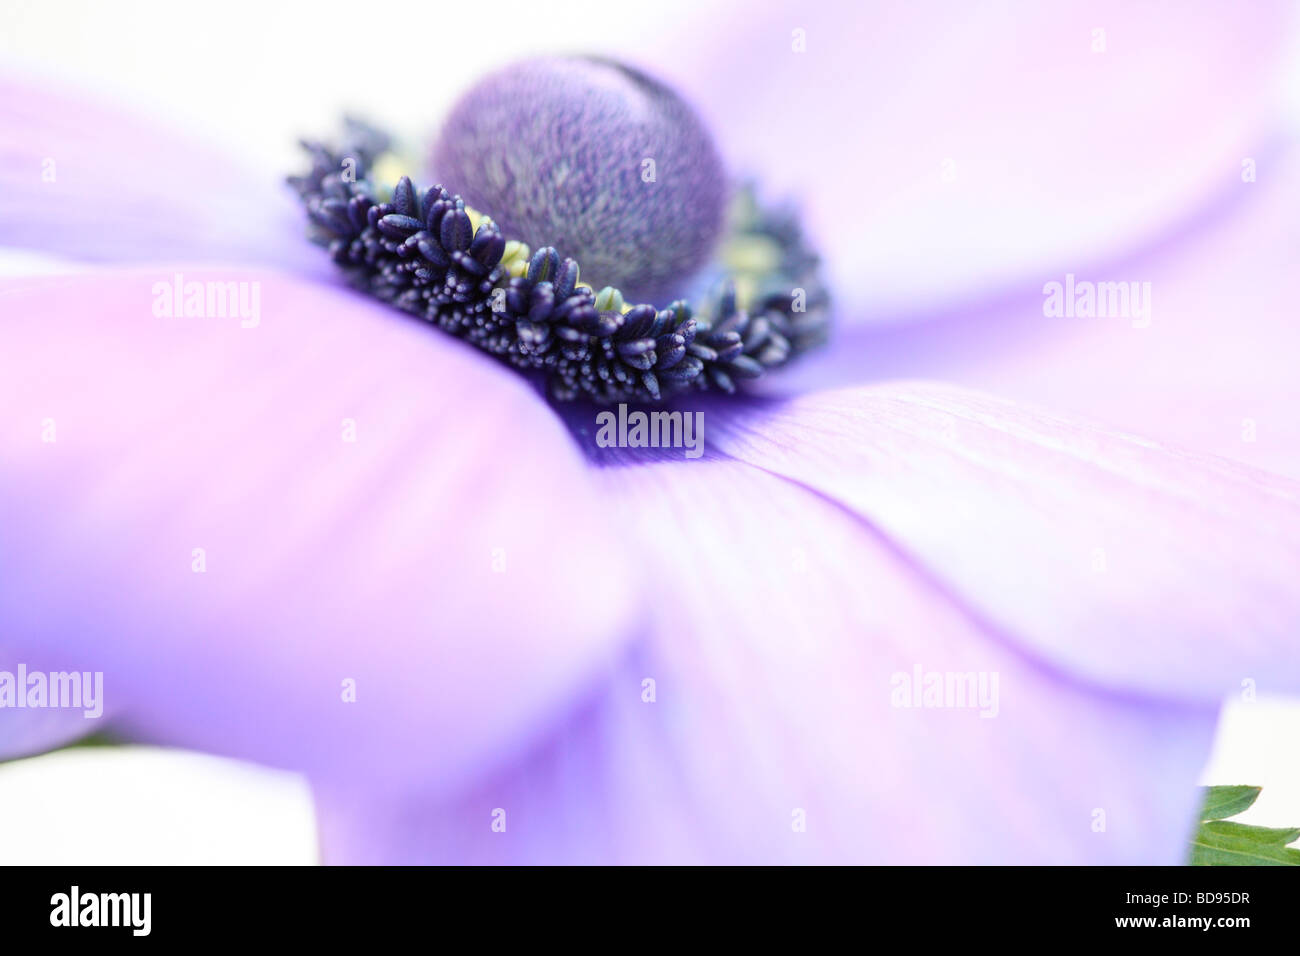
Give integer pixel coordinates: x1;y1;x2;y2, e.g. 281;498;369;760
431;57;727;305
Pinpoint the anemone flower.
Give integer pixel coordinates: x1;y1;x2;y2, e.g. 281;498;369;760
3;1;1299;866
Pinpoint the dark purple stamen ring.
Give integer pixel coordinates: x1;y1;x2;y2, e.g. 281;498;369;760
288;120;830;404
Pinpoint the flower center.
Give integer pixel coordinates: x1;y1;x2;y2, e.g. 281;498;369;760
429;57;727;306
287;70;830;404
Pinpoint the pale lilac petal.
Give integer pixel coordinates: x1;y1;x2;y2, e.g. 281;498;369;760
708;383;1300;701
659;0;1293;322
0;695;105;762
0;73;321;272
314;458;1215;864
0;270;636;792
781;148;1300;479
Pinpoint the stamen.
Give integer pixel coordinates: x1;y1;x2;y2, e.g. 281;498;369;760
288;121;830;404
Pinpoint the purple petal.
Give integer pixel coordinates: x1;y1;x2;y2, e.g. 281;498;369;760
0;690;105;761
661;0;1292;322
0;269;636;792
314;457;1215;863
783;154;1300;478
708;383;1300;701
0;73;322;273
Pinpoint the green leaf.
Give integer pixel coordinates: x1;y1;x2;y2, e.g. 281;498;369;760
61;731;123;750
1190;821;1300;866
1198;785;1262;821
1188;786;1300;865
